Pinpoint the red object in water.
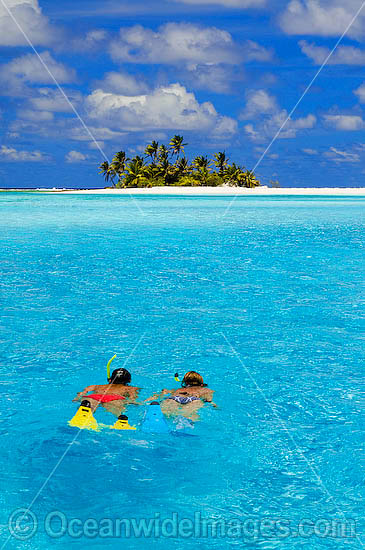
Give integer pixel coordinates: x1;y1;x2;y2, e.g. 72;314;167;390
87;393;125;403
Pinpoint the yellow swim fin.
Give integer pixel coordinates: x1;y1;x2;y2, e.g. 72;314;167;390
69;400;99;431
111;415;136;431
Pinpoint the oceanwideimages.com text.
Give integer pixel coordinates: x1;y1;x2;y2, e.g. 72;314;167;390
9;509;357;542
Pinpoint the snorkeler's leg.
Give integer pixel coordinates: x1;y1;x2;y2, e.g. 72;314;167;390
85;397;101;413
179;401;204;421
102;400;127;417
160;400;180;417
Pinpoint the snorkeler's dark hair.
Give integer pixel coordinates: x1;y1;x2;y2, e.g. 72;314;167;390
109;368;131;385
181;371;207;387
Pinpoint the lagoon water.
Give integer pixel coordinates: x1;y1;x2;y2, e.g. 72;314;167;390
0;193;364;549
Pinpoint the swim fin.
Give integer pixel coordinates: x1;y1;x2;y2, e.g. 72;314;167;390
111;415;136;431
69;400;99;431
141;401;170;434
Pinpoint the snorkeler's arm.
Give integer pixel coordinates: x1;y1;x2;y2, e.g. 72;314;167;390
204;395;219;408
144;389;171;402
72;385;97;402
124;387;142;405
201;389;218;408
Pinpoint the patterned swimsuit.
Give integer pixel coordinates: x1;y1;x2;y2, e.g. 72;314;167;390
167;395;200;405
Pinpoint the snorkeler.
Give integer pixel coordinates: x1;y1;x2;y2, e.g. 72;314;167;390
146;371;217;421
73;368;140;417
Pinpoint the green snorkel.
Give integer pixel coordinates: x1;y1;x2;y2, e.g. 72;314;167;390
107;354;117;382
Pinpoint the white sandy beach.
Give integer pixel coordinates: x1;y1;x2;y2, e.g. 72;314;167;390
53;186;365;196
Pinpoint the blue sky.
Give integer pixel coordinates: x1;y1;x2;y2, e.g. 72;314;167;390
1;0;365;188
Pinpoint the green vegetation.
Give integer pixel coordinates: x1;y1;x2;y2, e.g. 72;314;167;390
98;135;261;189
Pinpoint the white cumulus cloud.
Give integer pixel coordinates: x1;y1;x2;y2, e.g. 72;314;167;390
324;146;360;162
29;88;82;113
110;23;243;65
71;29;109;52
69;126;127;142
243;40;274;62
0;0;60;46
20;109;54;121
94;71;148;96
181;40;272;93
0;144;48;161
241;89;278;118
108;23;272;95
183;64;244;93
302;147;319;154
300;40;365;64
323;114;365;130
85;82;237;136
241;89;316;141
88;141;105;150
354;83;365;103
4;51;75;83
279;0;365;39
65;150;87;163
8;114;126;148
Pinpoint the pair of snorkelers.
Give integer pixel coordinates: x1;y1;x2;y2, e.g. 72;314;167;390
74;369;216;421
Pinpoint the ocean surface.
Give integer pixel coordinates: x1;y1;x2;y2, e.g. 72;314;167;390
0;193;364;549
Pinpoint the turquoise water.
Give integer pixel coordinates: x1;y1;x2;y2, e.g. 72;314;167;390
0;193;364;549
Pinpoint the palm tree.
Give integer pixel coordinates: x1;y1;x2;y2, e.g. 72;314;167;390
98;161;116;187
195;167;211;186
169;135;187;160
145;163;159;182
134;155;145;165
124;156;147;187
193;155;212;171
241;170;260;188
145;141;159;163
214;152;228;177
156;158;179;185
223;162;242;185
176;157;190;176
111;151;128;185
158;144;169;164
98;161;110;182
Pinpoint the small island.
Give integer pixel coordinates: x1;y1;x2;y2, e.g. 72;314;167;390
98;135;263;189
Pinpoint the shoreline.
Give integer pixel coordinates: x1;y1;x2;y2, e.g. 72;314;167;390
2;186;365;196
48;186;365;196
